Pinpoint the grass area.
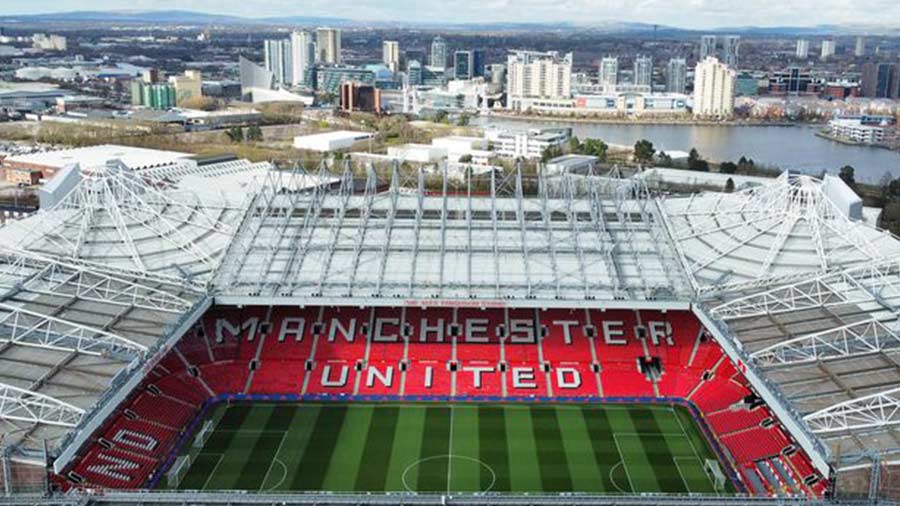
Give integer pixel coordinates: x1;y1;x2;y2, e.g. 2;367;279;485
170;402;733;495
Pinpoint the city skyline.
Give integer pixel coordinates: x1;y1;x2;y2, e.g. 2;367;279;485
1;0;900;29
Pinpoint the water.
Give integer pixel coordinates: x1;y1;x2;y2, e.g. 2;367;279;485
475;117;900;183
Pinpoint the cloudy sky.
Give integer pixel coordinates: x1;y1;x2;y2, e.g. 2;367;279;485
0;0;897;28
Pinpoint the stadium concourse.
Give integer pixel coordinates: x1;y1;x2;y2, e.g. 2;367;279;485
0;151;898;503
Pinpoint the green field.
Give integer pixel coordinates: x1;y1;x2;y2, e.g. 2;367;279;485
172;402;732;494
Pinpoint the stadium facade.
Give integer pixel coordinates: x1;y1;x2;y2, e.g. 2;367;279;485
0;153;898;503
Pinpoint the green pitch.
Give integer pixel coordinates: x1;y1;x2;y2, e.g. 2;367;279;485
172;402;733;494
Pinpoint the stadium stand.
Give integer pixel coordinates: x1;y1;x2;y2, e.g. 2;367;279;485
62;306;828;497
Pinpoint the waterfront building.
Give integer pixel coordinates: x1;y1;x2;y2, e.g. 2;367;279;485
316;27;341;64
736;73;760;96
693;56;736;119
768;67;815;95
484;127;571;159
599;57;618;87
796;39;810;59
431;36;448;69
291;31;315;86
827;116;896;144
666;58;686;93
383;41;400;73
634;56;653;87
821;39;836;60
506;50;573;111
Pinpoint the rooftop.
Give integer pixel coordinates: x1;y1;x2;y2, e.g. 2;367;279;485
3;144;192;172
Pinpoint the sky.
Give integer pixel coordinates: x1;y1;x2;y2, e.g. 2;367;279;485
0;0;898;29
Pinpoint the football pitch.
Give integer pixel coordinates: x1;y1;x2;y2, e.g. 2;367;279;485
172;402;733;494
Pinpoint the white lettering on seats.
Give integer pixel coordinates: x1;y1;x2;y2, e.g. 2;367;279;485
602;320;626;345
278;317;306;342
462;366;494;388
86;453;140;482
215;317;259;343
366;365;394;387
512;367;537;389
321;364;350;387
111;429;158;452
556;368;582;389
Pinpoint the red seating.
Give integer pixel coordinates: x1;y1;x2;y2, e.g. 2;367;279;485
59;304;829;497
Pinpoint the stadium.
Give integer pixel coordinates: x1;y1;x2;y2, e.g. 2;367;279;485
0;153;899;505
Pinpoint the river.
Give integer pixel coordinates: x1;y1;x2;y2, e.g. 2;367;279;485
475;117;900;183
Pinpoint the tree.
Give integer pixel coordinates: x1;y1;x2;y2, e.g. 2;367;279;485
541;145;563;162
433;110;449;123
458;154;473;163
687;148;709;171
657;151;673;167
246;124;263;142
582;138;608;161
839;165;857;189
225;126;244;143
719;161;738;174
456;114;470;126
633;139;655;163
724;177;735;193
568;136;582;153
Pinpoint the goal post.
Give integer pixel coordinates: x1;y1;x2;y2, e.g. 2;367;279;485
705;459;726;491
193;420;215;449
167;455;191;489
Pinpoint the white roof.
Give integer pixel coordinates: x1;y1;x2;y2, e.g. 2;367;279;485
294;130;374;143
4;144;191;172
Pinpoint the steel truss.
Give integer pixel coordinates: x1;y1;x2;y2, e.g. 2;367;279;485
751;317;900;366
662;172;896;294
0;382;84;428
0;303;147;356
710;258;900;320
804;386;900;434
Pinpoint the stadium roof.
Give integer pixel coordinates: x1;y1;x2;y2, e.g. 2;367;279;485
0;155;898;475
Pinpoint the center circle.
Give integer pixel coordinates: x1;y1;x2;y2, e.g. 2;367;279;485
400;454;496;493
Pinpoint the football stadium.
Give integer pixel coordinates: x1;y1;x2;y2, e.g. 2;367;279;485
0;154;899;505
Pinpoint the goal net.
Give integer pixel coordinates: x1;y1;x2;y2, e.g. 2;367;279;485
193;420;215;449
167;455;191;488
705;459;727;491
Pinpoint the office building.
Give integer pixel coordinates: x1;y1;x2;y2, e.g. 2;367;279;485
484;127;571;159
489;64;506;86
796;39;809;59
768;67;814;95
407;60;423;86
666;58;686;93
264;39;293;85
431;36;448;69
821;39;836;60
290;31;315;86
599;57;618;86
472;49;486;78
383;41;400;73
855;36;866;57
736;73;760;96
454;50;473;80
315;66;376;94
169;70;203;105
506;50;573;111
634;56;653;87
340;82;381;113
693;56;736;119
316;27;341;64
861;62;900;98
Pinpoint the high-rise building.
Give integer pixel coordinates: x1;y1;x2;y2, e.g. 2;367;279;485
472;49;486;78
431;36;448;69
699;35;739;68
383;40;400;73
796;39;809;59
666;58;686;93
316;27;341;64
407;60;423;86
454;50;473;80
861;62;900;98
700;35;717;59
821;39;836;60
489;64;506;87
721;35;740;67
633;56;653;87
599;57;618;86
264;39;293;85
855;36;866;57
506;50;573;111
693;56;736;119
290;31;315;86
340;81;381;113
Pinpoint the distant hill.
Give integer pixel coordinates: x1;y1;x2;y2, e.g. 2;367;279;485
0;10;894;35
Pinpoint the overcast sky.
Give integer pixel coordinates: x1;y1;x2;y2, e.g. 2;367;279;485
0;0;897;28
